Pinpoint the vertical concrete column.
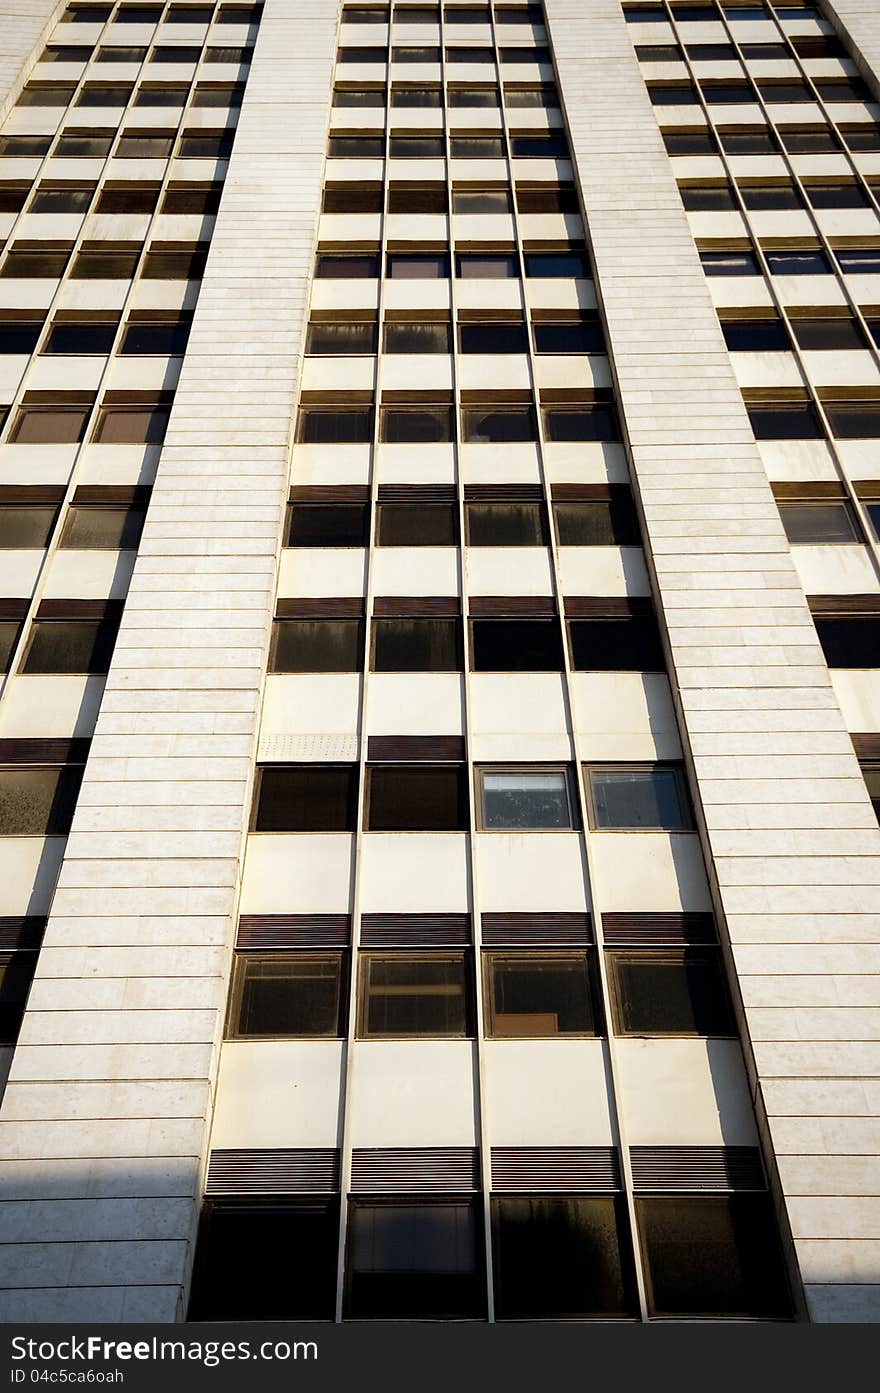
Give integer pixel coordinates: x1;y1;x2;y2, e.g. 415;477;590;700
0;0;64;124
545;0;880;1323
0;0;339;1321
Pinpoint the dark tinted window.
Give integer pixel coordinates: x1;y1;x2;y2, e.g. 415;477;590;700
0;321;43;354
493;1197;636;1319
383;321;452;353
43;321;118;354
533;319;605;354
227;953;346;1038
608;949;735;1035
70;248;141;279
119;319;191;355
55;133;114;156
316;253;380;278
0;766;84;836
376;503;458;546
663;130;718;155
544;405;619;441
836;249;880;275
720;319;790;352
471;619;564;671
365;765;469;830
462;406;536;442
789;318;866;351
0;506;57;548
586;765;693;830
306;321;378;355
372;617;462;671
680;185;736;212
824;402;880;438
21;618;119;673
253;764;359;832
553;499;640;546
746;401;823;439
465;500;547;545
765;249;832;276
738;183;802;211
700;250;759;276
459;322;528;354
386;253;449;278
59;505;145;550
115;136;176;160
297;409;374;443
346;1201;484;1318
269;619;365;673
484;953;599;1037
456;253;518;278
524;250;590;278
357;953;472;1033
380;406;453;441
189;1203;338;1321
778;127;839;154
92;405;170;445
813;617;880;668
719;129;778;155
569;618;665;672
286;504;370;548
778;500;860;544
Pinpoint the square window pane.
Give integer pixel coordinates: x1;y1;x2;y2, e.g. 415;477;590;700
270;619;364;673
253;764;358;832
480;768;574;829
346;1200;484;1318
471;618;563;671
21;619;118;673
59;505;145;550
357;953;471;1036
608;950;735;1035
365;764;468;829
492;1197;636;1318
484;952;598;1036
228;954;346;1038
587;766;691;830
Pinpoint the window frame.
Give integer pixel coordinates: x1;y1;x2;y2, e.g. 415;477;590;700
475;763;579;832
584;763;695;832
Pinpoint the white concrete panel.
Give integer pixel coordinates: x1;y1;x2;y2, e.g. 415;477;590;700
260;675;362;740
572;673;681;761
359;834;470;912
0;676;106;740
43;552;136;602
464;547;553;596
790;545;880;597
590;834;712;913
348;1041;478;1147
367;674;464;736
277;549;368;598
475;833;589;912
830;671;880;733
617;1039;759;1147
240;836;354;915
210;1042;344;1149
371;547;460;596
483;1040;615;1145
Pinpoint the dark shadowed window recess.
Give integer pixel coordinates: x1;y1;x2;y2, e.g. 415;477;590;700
679;185;736;212
92;404;170;445
813;616;880;668
585;765;693;831
0;321;44;355
533;318;605;355
0;247;71;281
789;317;866;352
297;409;374;444
189;1202;339;1321
862;761;880;821
777;500;861;544
837;249;880;276
524;249;590;278
452;188;512;215
0;764;84;835
286;504;369;548
30;184;96;214
269;619;365;673
637;1195;792;1319
70;247;141;280
387;252;450;279
746;400;823;440
465;500;548;545
765;249;832;276
456;253;518;279
383;321;452;354
719;129;779;156
376;503;459;546
60;504;146;550
391;86;443;107
365;764;469;830
115;133;175;157
0;505;58;549
471;619;564;672
663;130;718;156
448;86;499;107
226;953;348;1038
380;406;453;442
20;616;121;674
699;249;760;277
307;321;378;355
492;1197;637;1318
119;318;192;356
483;952;600;1037
778;127;840;154
543;404;619;442
607;949;735;1035
824;401;880;438
325;181;384;211
553;497;640;546
389;135;445;157
43;320;119;355
9;404;92;445
462;406;536;443
346;1200;485;1318
357;953;473;1035
252;764;359;832
459;321;528;354
316;253;380;279
568;618;665;672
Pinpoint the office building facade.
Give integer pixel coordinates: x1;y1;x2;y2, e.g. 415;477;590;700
0;0;877;1324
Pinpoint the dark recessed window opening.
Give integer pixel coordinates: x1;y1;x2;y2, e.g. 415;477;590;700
553;499;640;546
383;321;452;353
813;617;880;668
543;405;619;442
43;321;118;355
269;619;365;673
59;504;146;550
189;1202;339;1321
484;953;599;1037
746;401;823;440
307;321;378;355
607;949;735;1035
0;765;84;836
20;618;119;674
492;1196;637;1319
459;321;528;354
226;953;347;1038
297;409;374;444
465;500;548;546
720;319;790;353
471;619;564;672
253;764;359;832
357;953;473;1035
346;1200;485;1318
533;319;605;354
569;618;664;672
0;505;57;549
365;764;469;830
380;406;453;442
376;503;459;546
372;612;463;670
286;504;370;548
585;764;693;831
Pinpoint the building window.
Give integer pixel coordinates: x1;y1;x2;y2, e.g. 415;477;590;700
492;1197;637;1318
813;617;880;668
189;1202;339;1321
451;187;512;215
389;135;445;157
483;952;600;1037
390;86;443;107
470;619;564;671
0;505;57;549
533;317;605;355
465;499;547;545
861;761;880;821
315;253;380;278
386;252;450;279
568;617;665;672
285;504;369;548
765;249;832;277
788;316;866;351
553;498;640;546
388;184;448;214
364;764;469;830
455;252;518;279
450;135;505;157
307;321;378;355
92;404;170;445
346;1200;485;1318
699;249;760;277
59;503;146;550
524;249;589;278
296;408;374;444
0;765;84;836
20;619;119;674
719;129;779;155
458;321;528;354
607;949;735;1036
383;321;452;354
720;318;790;353
70;246;141;280
836;249;880;276
357;953;473;1037
636;1195;792;1319
9;404;91;444
115;132;175;158
252;764;359;832
476;766;578;830
43;320;118;355
226;953;348;1038
376;503;458;546
372;617;462;671
824;401;880;439
29;184;96;214
777;500;861;544
543;403;619;442
95;184;162;214
745;400;823;440
119;318;192;356
679;184;737;212
269;619;365;673
585;765;694;831
462;405;536;443
379;406;453;442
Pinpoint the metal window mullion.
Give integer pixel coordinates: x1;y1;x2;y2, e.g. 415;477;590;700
0;18;229;707
494;6;650;1324
445;4;496;1325
671;4;880;583
331;23;390;1326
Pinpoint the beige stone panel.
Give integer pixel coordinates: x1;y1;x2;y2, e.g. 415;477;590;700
483;1041;615;1146
347;1041;478;1148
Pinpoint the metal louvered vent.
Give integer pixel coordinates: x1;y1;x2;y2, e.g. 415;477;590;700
0;917;46;951
469;596;556;618
481;912;592;946
601;912;717;946
629;1147;766;1193
236;914;351;949
564;596;654;619
0;738;91;766
360;913;472;947
367;736;465;763
464;484;544;501
491;1147;621;1192
377;484;456;503
373;596;460;617
276;597;365;619
852;733;880;760
289;485;370;503
350;1148;480;1193
206;1149;340;1196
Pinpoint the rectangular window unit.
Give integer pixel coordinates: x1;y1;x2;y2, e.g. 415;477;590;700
861;760;880;821
607;949;735;1036
456;252;518;279
115;4;164;20
356;953;474;1037
395;5;440;21
636;1195;792;1319
269;618;365;673
663;130;719;156
0;950;36;1044
0;137;53;157
450;135;505;158
161;184;223;214
805;182;871;210
205;46;252;63
788;314;868;352
315;253;381;279
471;618;564;672
738;183;803;212
178;131;236;158
59;500;147;551
568;616;665;672
364;764;469;830
719;129;780;156
756;80;812;104
296;408;374;444
55;132;116;157
532;314;605;354
504;85;559;110
65;242;141;279
814;77;873;103
226;952;348;1039
445;46;493;64
379;405;453;442
841;125;880;152
91;402;170;444
523;248;590;279
584;764;694;832
452;187;513;215
63;2;114;16
119;316;192;356
30;183;97;214
495;5;545;23
390;46;440;64
0;186;28;215
387;251;450;279
679;184;737;213
322;182;384;213
388;184;448;214
0;764;84;836
812;615;880;668
464;498;548;545
447;86;500;107
648;84;699;107
836;249;880;275
476;766;578;831
20;614;121;675
688;42;738;60
343;4;390;18
252;764;359;833
390;86;443;108
285;503;370;548
777;499;861;544
462;405;537;443
96;45;149;62
778;126;840;154
745;397;823;440
151;45;203;62
189;1202;339;1322
0;320;45;355
553;496;640;546
719;317;791;353
458;320;527;354
41;45;94;62
492;1197;637;1319
77;83;135;106
140;244;208;279
9;402;92;445
543;403;620;442
389;135;445;158
43;319;119;355
346;1200;485;1318
376;502;459;546
0;618;24;673
18;84;78;107
483;952;600;1038
191;83;245;107
635;44;683;62
0;503;58;549
699;248;760;277
823;399;880;439
383;320;452;354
